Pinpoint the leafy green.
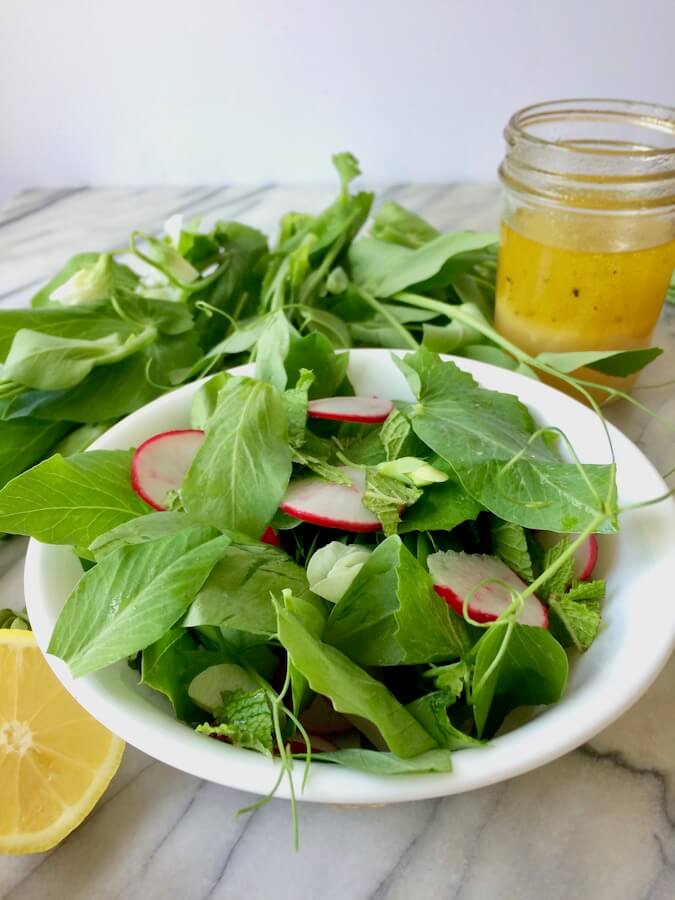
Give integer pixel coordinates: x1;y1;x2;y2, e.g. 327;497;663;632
183;540;320;636
324;535;468;666
283;333;350;399
187;662;258;714
141;627;228;723
254;310;291;391
316;748;453;774
549;580;605;651
380;408;412;461
471;623;569;738
370;201;440;249
196;688;274;754
362;469;422;534
407;691;482;750
0;450;149;548
182;375;292;538
0;608;31;630
423;660;470;699
398;476;482;533
491;519;533;582
537;347;663;377
276;597;439;757
3;328;156;390
0;419;71;490
400;349;616;533
349;231;498;298
89;511;191;559
537;537;574;601
48;527;230;676
52;422;110;457
0;306;136;360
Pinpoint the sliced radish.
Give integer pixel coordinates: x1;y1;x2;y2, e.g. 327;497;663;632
261;526;281;547
307;396;394;423
536;532;598;582
428;550;548;628
131;429;205;510
279;466;380;532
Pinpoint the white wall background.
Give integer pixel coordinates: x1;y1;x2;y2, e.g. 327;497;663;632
1;0;674;200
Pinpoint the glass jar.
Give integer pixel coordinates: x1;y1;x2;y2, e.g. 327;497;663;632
495;99;675;393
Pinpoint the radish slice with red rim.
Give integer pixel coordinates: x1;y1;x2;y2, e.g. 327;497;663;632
428;550;548;628
536;532;599;582
261;526;281;547
131;428;205;511
307;396;393;423
279;466;380;532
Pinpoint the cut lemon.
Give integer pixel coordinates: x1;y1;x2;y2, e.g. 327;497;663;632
0;629;125;854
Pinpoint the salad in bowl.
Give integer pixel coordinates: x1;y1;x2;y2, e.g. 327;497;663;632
9;343;675;816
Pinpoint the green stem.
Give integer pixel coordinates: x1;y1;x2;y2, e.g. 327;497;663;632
358;290;419;350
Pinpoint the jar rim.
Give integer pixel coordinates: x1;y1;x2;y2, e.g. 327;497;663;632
505;98;675;160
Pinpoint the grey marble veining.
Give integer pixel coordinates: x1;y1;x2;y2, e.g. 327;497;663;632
1;185;675;900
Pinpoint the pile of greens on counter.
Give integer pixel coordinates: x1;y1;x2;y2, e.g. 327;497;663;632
0;153;663;498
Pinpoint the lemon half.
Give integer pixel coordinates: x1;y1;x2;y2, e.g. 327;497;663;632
0;629;124;854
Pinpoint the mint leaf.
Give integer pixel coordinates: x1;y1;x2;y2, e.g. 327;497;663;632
423;660;470;700
362;469;421;535
538;537;575;601
197;688;274;755
491;519;533;582
549;580;605;651
380;408;412;461
292;448;352;484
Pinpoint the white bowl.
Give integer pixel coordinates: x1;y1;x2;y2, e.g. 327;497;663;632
25;349;675;804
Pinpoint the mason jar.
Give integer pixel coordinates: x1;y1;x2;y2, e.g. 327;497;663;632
495;99;675;392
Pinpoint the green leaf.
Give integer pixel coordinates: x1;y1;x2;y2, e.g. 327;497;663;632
0;608;31;630
182;376;292;538
423;660;470;699
460;344;538;379
141;627;228;723
190;372;230;429
421;303;488;354
291;448;352;484
31;253;101;306
254;311;291;391
537;347;663;377
324;535;468;666
362;469;422;535
407;691;482;750
0;419;71;490
349;232;498;298
0;450;149;547
276;598;439;757
402;349;616;533
183;541;321;636
284;333;350;399
537;537;575;601
316;748;453;774
380;408;412;461
3;330;200;424
471;623;569;738
0;306;137;361
332;152;361;199
398;475;482;534
549;580;605;651
3;328;156;390
111;290;194;335
196;688;274;755
48;527;230;676
370;202;440;249
89;511;192;559
52;423;110;457
491;519;533;582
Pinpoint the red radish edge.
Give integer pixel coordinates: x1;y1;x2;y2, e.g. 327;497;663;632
279;466;381;532
131;428;205;511
307;395;394;424
536;531;599;582
428;551;548;629
261;526;281;547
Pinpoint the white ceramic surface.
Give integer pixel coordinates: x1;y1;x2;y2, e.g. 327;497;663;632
24;348;675;805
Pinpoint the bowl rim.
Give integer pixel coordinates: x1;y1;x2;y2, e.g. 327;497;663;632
24;348;675;804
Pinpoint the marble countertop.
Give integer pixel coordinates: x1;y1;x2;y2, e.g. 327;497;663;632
2;184;675;900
